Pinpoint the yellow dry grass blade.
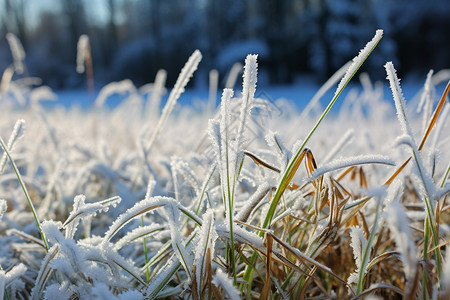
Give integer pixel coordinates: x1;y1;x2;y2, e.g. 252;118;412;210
352;283;404;299
418;81;450;151
259;233;273;300
298;265;318;299
359;167;368;189
337;166;355;181
405;263;421;300
267;232;348;286
365;251;400;272
341;196;371;227
384;157;411;186
191;265;198;300
244;150;281;173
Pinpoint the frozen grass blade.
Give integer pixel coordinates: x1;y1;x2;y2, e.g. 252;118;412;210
0;263;26;300
63;195;121;238
146;69;167;120
385;62;443;279
114;224;165;250
212;269;241;300
76;34;94;99
145;50;202;154
103;196;201;243
308;154;394;182
0;119;25;176
94;79;137;108
30;245;59;300
6;33;26;75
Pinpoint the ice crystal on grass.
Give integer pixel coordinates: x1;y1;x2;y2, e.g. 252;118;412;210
348;226;368;286
63;194;121;238
336;30;383;97
6;33;25;75
386;200;417;282
309;154;394;182
0;263;26;300
76;35;90;74
0;199;6;220
212;269;240;300
0;119;25;176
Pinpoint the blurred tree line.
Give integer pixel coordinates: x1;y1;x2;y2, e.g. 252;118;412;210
0;0;449;89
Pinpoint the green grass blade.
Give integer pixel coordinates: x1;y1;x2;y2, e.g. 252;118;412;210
0;136;49;251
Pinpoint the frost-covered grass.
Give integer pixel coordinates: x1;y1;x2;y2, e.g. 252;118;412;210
1;30;450;299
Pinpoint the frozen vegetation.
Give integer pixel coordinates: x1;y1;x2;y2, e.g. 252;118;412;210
0;30;450;299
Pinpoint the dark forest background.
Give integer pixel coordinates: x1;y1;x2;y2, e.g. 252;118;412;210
1;0;449;89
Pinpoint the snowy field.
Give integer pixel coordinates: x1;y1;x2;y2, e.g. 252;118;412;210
1;31;450;299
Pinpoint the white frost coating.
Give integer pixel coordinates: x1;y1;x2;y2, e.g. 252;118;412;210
385;62;416;139
76;35;89;73
104;248;146;286
30;86;57;105
145;180;157;200
0;119;26;176
145;255;180;298
103;196;176;243
95;79;137;108
64;195;121;238
309;154;395;181
114;224;165;250
225;62;242;89
0;263;27;300
165;202;194;279
216;89;235;225
436;184;450;201
395;134;414;147
385;201;417;281
146;50;202;154
6;33;25;74
215;222;265;251
335;30;383;97
384;71;435;202
0;199;7;220
236;54;258;149
417;70;435;135
235;182;271;222
194;209;217;294
348;226;368;286
31;244;60;300
322;129;354;164
294;60;352;135
171;156;201;198
212;269;241;300
431;104;449;151
443;246;450;294
265;131;289;169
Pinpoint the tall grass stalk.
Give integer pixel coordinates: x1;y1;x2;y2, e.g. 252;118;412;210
263;30;383;230
0;136;49;251
356;200;381;294
145;50;202;155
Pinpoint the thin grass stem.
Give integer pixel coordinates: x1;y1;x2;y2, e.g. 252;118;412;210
0;137;49;251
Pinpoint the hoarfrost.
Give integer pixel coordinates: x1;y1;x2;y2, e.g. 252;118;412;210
336;30;383;97
212;269;241;300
